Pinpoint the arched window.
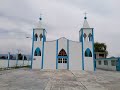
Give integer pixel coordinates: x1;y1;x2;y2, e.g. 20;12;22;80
34;33;38;41
39;34;43;41
80;33;87;42
58;49;67;56
85;48;92;57
34;47;41;56
58;49;68;64
88;33;92;42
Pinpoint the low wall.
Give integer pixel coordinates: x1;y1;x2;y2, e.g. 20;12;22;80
0;59;31;68
96;58;117;71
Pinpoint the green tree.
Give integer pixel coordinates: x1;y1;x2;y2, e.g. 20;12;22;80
94;42;108;57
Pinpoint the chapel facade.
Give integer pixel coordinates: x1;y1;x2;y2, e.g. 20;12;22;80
31;16;95;71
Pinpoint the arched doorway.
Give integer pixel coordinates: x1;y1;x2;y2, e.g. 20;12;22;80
58;49;68;69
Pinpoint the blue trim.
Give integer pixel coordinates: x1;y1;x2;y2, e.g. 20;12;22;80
79;31;80;42
57;56;68;58
67;39;69;69
31;29;34;69
80;35;82;42
92;29;96;71
41;30;45;69
96;58;118;60
56;40;58;69
116;58;120;71
44;34;46;42
81;29;84;70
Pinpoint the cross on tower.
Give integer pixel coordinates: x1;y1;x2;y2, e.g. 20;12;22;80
84;12;87;17
84;12;87;19
39;13;42;20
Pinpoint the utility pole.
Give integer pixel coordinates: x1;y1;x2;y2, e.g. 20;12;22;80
8;52;10;68
26;36;33;68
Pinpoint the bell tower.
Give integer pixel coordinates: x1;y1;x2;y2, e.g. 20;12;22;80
79;14;95;71
31;16;47;69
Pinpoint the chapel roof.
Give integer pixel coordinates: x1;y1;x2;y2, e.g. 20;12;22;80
34;16;45;29
83;16;90;28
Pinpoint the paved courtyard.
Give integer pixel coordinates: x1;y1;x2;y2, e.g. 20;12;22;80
0;69;120;90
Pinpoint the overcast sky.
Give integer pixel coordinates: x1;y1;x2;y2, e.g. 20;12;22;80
0;0;120;57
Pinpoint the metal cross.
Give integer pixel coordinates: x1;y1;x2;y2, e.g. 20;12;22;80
39;13;42;20
84;12;87;17
40;13;42;18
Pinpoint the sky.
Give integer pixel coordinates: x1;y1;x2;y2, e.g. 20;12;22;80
0;0;120;57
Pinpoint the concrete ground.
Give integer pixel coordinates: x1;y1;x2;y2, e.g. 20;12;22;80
0;69;120;90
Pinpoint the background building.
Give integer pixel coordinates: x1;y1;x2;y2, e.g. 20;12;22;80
96;58;120;71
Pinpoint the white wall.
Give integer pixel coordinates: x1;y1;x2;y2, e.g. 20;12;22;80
44;41;56;69
0;60;8;68
17;60;23;66
84;57;94;71
69;41;82;70
24;60;30;66
58;38;67;53
9;60;16;67
0;59;30;68
32;56;42;69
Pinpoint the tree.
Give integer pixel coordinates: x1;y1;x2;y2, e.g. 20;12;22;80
10;55;13;59
94;42;108;57
18;53;23;60
24;56;27;60
0;56;6;59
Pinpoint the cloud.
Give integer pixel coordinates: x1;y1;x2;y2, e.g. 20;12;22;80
0;0;120;57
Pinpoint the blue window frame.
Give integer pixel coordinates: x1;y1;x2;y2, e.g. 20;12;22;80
85;48;92;57
34;47;41;56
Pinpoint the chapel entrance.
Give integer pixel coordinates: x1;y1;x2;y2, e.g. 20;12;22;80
58;49;68;69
